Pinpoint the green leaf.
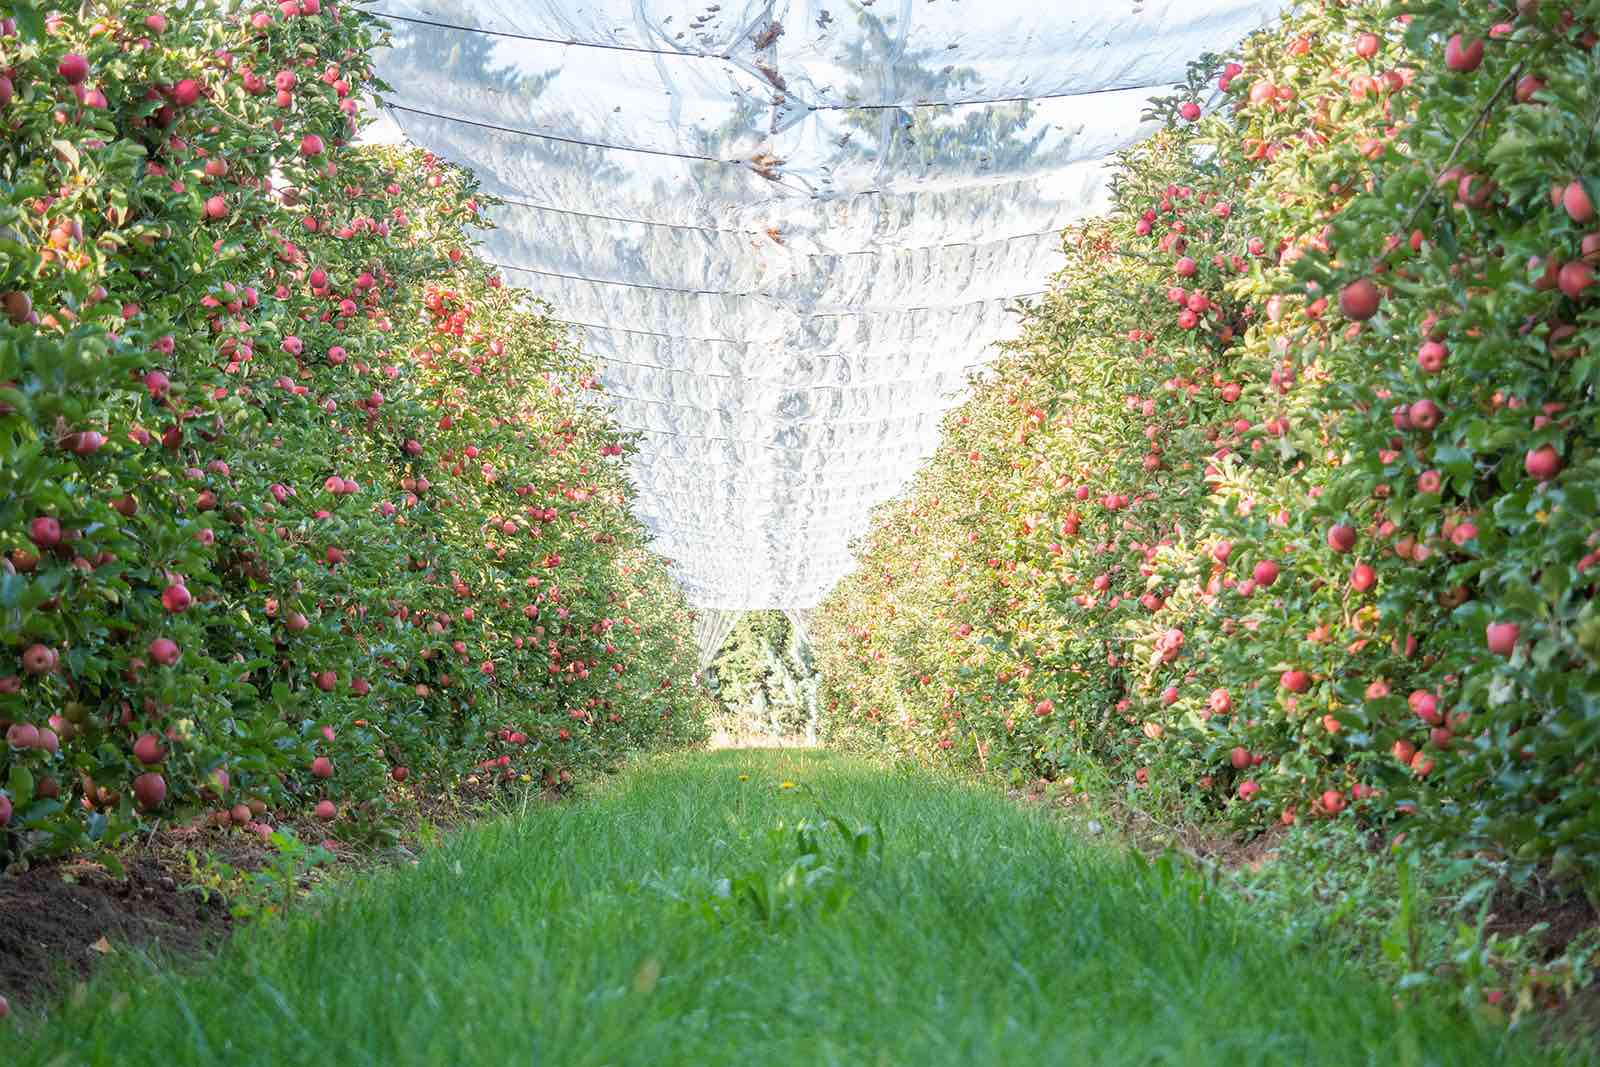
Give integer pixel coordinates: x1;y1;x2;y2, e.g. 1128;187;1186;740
10;0;43;41
8;766;35;808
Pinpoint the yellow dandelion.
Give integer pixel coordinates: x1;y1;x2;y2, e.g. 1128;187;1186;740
779;780;797;790
737;773;750;781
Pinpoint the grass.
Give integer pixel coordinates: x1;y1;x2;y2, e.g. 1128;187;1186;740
0;749;1574;1066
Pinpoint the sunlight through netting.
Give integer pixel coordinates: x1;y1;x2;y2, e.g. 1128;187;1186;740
370;0;1279;607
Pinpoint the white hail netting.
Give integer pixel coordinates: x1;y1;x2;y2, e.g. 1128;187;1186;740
369;0;1278;610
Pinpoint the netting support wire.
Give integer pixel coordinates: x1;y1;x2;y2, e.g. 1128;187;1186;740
491;259;1046;310
372;10;1171;110
489;193;1067;250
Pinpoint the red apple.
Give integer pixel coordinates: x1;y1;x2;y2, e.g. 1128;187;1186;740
1327;524;1357;553
1252;560;1279;586
1524;444;1561;480
315;799;336;820
57;53;90;84
133;733;164;764
148;637;180;666
161;583;193;612
311;756;334;778
1486;621;1520;656
1407;398;1442;430
21;643;57;675
133;772;167;810
1559;261;1594;298
1350;562;1376;592
1444;34;1483;72
1564;180;1596;224
28;516;61;548
1338;278;1380;321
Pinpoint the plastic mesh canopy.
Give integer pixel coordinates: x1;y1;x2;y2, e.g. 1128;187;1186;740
369;0;1277;609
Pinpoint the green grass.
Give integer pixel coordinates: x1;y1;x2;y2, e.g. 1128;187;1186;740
1;750;1572;1066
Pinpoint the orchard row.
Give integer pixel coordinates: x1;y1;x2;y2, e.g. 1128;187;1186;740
816;0;1600;888
0;3;707;858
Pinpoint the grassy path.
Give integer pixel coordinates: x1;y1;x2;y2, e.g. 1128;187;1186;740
1;751;1567;1065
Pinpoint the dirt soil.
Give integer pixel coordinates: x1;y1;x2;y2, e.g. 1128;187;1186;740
0;775;535;1018
0;853;231;1012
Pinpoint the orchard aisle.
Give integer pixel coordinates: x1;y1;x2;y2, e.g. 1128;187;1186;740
0;751;1564;1067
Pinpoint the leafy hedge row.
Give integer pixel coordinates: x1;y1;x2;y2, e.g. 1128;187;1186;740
816;0;1600;894
0;1;707;858
704;611;817;738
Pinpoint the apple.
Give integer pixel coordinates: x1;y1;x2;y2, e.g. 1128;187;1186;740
1565;180;1596;224
1444;34;1483;72
1407;398;1442;430
1327;524;1357;553
58;53;90;84
1229;746;1251;770
1559;261;1594;298
6;723;39;749
1281;670;1311;693
0;796;9;827
28;516;61;548
310;756;334;778
314;799;336;820
133;733;164;764
148;637;180;666
1409;690;1441;725
1179;101;1201;122
203;195;228;220
1416;340;1448;373
1350;563;1376;592
162;583;193;612
1237;779;1260;801
1486;621;1520;656
1034;698;1053;717
1524;444;1562;480
300;133;325;157
173;78;202;106
21;643;57;675
1320;790;1346;815
391;766;408;782
1252;559;1279;586
314;670;337;692
133;772;167;810
1338;278;1380;320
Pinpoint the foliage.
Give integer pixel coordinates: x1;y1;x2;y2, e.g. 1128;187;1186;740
0;0;706;861
703;610;817;736
816;0;1600;914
